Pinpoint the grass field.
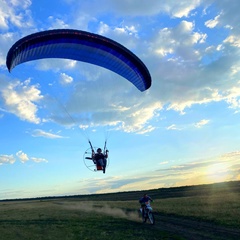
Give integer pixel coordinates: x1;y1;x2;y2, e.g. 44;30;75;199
0;181;239;240
0;200;172;240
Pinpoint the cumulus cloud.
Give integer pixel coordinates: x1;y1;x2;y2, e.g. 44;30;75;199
16;150;29;163
93;0;201;17
47;16;70;29
148;29;239;114
0;78;43;123
224;35;240;48
0;154;15;165
16;150;48;164
205;15;220;29
0;0;33;30
59;73;73;85
47;74;163;134
40;7;240;133
212;0;240;31
0;151;48;166
152;20;206;61
1;0;240;135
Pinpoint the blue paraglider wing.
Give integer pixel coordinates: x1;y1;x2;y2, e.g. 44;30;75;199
6;29;151;91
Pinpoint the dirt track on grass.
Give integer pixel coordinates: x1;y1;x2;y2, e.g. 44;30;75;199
151;213;240;240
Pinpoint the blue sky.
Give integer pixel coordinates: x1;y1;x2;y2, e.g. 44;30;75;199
0;0;240;200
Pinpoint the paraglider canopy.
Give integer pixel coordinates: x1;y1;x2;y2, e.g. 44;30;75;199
6;29;151;91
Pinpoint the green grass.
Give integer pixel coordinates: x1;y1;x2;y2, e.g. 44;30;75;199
101;190;240;228
0;200;175;240
0;181;239;239
154;191;240;228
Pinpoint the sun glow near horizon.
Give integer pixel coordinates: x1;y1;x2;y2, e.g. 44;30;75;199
205;163;231;183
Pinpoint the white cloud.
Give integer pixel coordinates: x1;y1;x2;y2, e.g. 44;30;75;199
47;16;69;29
0;150;47;165
123;102;161;133
0;32;15;67
194;119;210;128
16;150;29;163
205;14;220;29
55;76;163;134
65;0;240;121
0;0;33;30
31;157;48;163
2;0;240;135
0;154;15;165
16;150;48;164
212;0;240;32
42;13;240;134
32;129;64;139
35;59;76;72
97;21;110;35
9;0;31;9
104;0;201;18
151;20;206;62
167;124;181;131
224;35;240;48
0;78;43;124
147;20;240;115
60;73;73;85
